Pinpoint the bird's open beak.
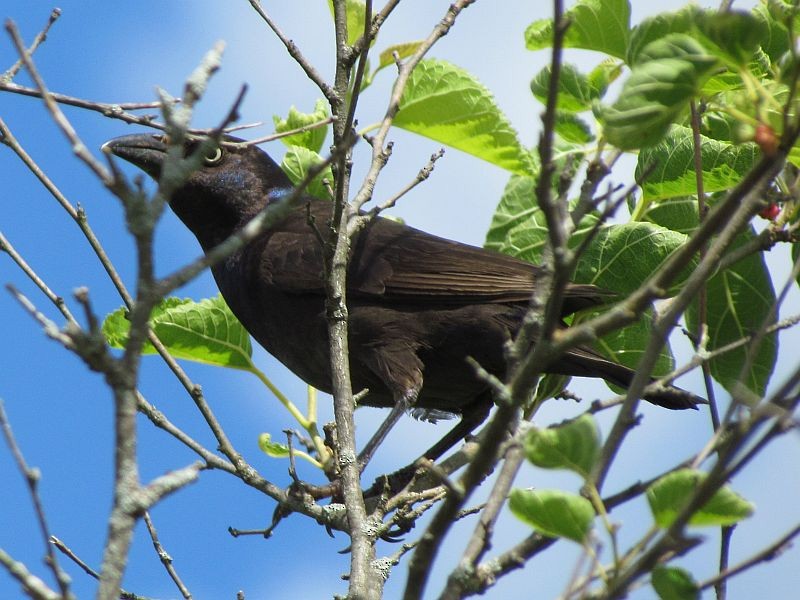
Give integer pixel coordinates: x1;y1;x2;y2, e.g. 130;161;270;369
102;134;168;178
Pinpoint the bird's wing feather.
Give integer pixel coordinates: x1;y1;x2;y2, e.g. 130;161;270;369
258;200;613;310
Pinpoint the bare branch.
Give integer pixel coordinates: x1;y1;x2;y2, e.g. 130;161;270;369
5;19;112;183
0;403;72;598
2;8;61;81
144;512;193;599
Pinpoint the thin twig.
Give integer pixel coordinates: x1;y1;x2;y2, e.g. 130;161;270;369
0;231;77;325
699;524;800;592
0;403;72;598
143;512;193;599
5;20;112;183
246;0;335;102
2;8;61;81
368;148;445;216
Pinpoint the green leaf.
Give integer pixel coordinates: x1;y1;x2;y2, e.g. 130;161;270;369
486;180;681;385
554;113;594;144
525;0;630;59
102;295;253;370
258;433;290;458
636;126;759;202
534;374;570;404
484;176;597;262
647;468;754;528
694;10;764;67
598;35;719;150
588;58;623;93
571;221;689;377
273;100;329;154
627;7;697;66
281;146;334;200
524;415;601;478
509;488;594;543
327;0;366;46
754;2;792;63
394;59;536;175
641;194;777;397
685;229;777;397
574;221;691;294
377;41;423;72
637;196;699;236
652;566;699;600
530;63;609;113
585;306;676;379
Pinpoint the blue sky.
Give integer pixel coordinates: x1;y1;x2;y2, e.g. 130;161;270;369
2;1;799;599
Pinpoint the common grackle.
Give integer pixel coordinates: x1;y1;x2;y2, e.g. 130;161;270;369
104;134;704;462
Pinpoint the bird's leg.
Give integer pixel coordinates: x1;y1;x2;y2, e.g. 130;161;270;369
361;395;493;500
357;387;419;471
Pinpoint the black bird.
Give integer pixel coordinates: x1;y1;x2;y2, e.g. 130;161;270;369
104;134;703;462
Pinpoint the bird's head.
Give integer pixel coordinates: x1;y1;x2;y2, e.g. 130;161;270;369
102;133;294;249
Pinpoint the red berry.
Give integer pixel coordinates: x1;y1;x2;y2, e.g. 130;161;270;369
754;124;779;156
759;202;780;220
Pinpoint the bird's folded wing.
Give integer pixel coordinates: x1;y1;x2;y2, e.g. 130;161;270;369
258;207;613;312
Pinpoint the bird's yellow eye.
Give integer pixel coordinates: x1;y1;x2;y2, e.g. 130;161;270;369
203;146;224;165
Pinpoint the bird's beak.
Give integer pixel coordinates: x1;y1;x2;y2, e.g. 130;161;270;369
102;134;168;178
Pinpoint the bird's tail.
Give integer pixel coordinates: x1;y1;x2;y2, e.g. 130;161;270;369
556;346;706;410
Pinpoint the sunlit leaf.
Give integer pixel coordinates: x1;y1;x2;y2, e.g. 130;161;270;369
652;566;700;600
273;100;329;154
258;433;290;458
395;59;536;175
525;0;630;59
103;295;253;370
599;35;719;150
636;126;758;202
647;468;754;527
281;146;334;200
524;415;601;478
509;488;595;543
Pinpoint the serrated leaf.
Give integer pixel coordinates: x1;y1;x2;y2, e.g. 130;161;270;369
652;566;699;600
701;49;771;94
574;221;691;294
258;433;290;458
486;180;678;388
102;295;253;370
685;229;777;396
575;221;691;378
525;0;630;59
273;100;329;154
647;468;754;528
484;175;598;261
640;196;778;397
599;35;719;150
636;126;759;202
509;488;594;543
530;63;608;113
281;146;334;200
394;59;535;175
524;415;601;478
